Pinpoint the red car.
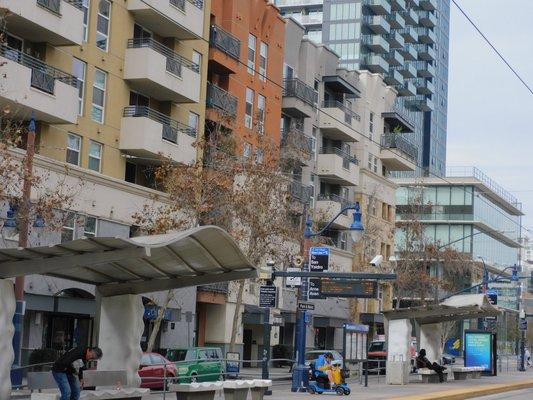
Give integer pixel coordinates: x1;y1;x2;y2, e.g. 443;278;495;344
139;352;177;389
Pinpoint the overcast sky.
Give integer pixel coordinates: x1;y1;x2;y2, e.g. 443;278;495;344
447;0;533;237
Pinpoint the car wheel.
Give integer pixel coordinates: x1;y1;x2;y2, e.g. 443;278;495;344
164;374;175;391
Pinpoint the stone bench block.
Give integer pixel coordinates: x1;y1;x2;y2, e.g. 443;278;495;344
418;368;448;383
169;382;223;400
31;388;149;400
250;380;272;400
222;380;254;400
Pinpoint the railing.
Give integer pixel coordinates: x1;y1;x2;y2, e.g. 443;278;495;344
186;0;204;9
381;133;418;162
289;181;312;203
321;100;361;123
127;38;199;76
37;0;61;14
0;44;77;95
198;282;229;294
169;0;185;11
210;25;241;61
317;193;351;214
320;147;359;169
123;106;197;143
206;83;238;117
283;78;318;106
280;127;313;155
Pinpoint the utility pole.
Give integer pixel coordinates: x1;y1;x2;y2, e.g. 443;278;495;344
11;116;36;386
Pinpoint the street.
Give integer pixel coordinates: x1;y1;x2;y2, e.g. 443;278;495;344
472;389;533;399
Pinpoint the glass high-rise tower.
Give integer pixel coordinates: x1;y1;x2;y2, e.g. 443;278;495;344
276;0;450;177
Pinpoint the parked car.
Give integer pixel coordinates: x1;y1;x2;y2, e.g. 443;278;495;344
138;352;177;390
165;347;224;383
442;353;456;365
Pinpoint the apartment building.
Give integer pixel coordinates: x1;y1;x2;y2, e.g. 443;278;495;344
0;0;210;357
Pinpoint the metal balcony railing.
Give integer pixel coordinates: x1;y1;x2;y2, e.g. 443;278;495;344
321;100;361;124
206;83;238;117
210;25;241;61
169;0;185;10
317;193;351;214
0;44;77;95
123;106;197;144
127;38;199;77
186;0;204;8
381;133;418;162
198;282;229;294
289;181;312;203
37;0;61;14
320;147;358;169
281;127;313;155
283;78;318;106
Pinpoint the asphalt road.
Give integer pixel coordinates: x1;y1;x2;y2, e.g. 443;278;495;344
472;389;533;399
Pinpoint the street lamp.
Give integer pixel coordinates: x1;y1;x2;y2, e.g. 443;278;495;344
292;202;364;392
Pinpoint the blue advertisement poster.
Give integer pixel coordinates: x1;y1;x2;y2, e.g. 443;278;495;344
464;331;492;373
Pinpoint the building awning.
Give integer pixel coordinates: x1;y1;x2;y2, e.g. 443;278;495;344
322;75;361;97
0;226;257;297
383;294;502;325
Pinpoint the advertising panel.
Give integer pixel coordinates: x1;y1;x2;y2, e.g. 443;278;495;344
464;331;493;373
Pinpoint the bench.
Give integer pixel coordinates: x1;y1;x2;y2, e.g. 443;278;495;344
417;368;449;383
249;379;272;400
450;366;484;380
168;379;272;400
222;380;253;400
168;381;224;400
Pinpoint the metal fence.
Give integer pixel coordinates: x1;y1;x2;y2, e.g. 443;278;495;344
320;147;359;168
321;100;361;124
380;133;418;162
209;25;241;61
206;83;238;117
283;78;318;107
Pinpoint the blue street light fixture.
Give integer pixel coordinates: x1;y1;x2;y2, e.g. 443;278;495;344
292;202;364;392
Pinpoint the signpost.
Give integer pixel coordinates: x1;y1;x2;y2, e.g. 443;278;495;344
308;278;325;299
298;302;315;311
286;267;302;287
309;247;330;272
259;285;277;308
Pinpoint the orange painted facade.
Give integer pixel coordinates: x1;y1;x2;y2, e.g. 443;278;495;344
207;0;285;156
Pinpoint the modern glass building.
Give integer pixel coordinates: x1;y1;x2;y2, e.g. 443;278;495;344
275;0;450;177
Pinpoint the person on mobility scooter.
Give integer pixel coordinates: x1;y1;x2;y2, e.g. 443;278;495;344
308;352;351;395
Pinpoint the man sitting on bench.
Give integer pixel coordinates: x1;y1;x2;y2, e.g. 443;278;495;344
416;349;446;383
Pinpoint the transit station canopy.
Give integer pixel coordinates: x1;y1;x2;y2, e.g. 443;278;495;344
0;226;257;297
383;294;502;325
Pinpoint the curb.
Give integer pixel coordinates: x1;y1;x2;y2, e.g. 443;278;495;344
390;379;533;400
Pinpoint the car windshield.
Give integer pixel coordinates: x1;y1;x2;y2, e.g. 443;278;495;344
166;349;188;362
368;342;385;352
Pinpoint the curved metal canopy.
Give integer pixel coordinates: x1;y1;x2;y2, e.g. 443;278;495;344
0;226;256;297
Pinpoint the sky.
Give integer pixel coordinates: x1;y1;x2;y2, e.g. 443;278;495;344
447;0;533;237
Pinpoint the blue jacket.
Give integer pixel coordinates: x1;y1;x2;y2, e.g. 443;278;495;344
314;354;329;375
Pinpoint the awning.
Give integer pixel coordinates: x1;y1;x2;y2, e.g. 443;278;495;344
383;294;502;325
322;75;361;97
0;226;257;297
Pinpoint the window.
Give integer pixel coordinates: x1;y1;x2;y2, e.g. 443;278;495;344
188;112;199;136
61;212;76;243
373;154;378;173
84;216;97;237
247;34;256;75
243;142;252;158
257;94;265;134
82;0;90;42
259;42;268;81
96;0;111;51
192;50;202;70
245;88;254;129
255;148;264;164
339;232;347;250
369;111;374;137
72;58;86;116
88;140;102;172
91;69;107;123
66;133;81;166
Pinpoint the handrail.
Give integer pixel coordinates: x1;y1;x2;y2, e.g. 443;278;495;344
321;100;361;122
381;133;418;162
206;82;238;117
317;193;351;211
127;38;199;74
209;25;241;61
283;78;318;106
280;127;313;154
123;106;197;142
289;181;312;203
0;44;77;94
320;147;359;165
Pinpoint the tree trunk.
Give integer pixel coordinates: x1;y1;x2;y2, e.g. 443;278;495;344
229;280;246;352
146;290;174;353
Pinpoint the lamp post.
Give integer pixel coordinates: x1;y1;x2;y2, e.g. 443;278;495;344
291;202;364;392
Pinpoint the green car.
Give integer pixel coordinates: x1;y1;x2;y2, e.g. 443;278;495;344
166;347;224;383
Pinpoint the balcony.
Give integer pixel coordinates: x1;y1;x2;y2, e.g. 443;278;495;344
295;13;323;26
401;44;418;61
416;44;436;61
390;0;407;11
316;194;353;230
317;148;359;187
384;69;403;86
289;181;312;204
395;80;416;97
0;44;78;124
386;12;405;29
392;62;416;79
380;133;417;171
420;0;437;11
120;106;196;164
416;27;437;44
414;61;436;78
282;78;318;118
206;83;238;118
209;25;241;75
413;78;435;95
399;27;418;43
419;11;437;28
0;0;83;45
319;101;363;142
361;54;389;74
127;0;204;39
384;31;405;48
363;15;391;35
399;9;418;25
362;35;390;54
406;95;434;111
280;126;313;165
124;38;200;103
363;0;391;15
382;106;415;133
387;50;404;67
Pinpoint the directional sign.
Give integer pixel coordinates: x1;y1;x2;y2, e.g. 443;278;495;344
519;318;528;331
285;267;302;287
308;278;325;299
309;247;330;272
320;279;378;298
298;302;315;311
259;285;277;308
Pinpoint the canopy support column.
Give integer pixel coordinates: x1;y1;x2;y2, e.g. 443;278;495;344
386;318;412;385
0;279;15;399
420;323;443;364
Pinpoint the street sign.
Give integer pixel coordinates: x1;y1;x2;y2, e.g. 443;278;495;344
298;302;315;311
286;267;302;287
519;318;527;331
486;289;498;306
259;285;277;308
308;278;325;299
309;247;330;272
320;279;378;298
